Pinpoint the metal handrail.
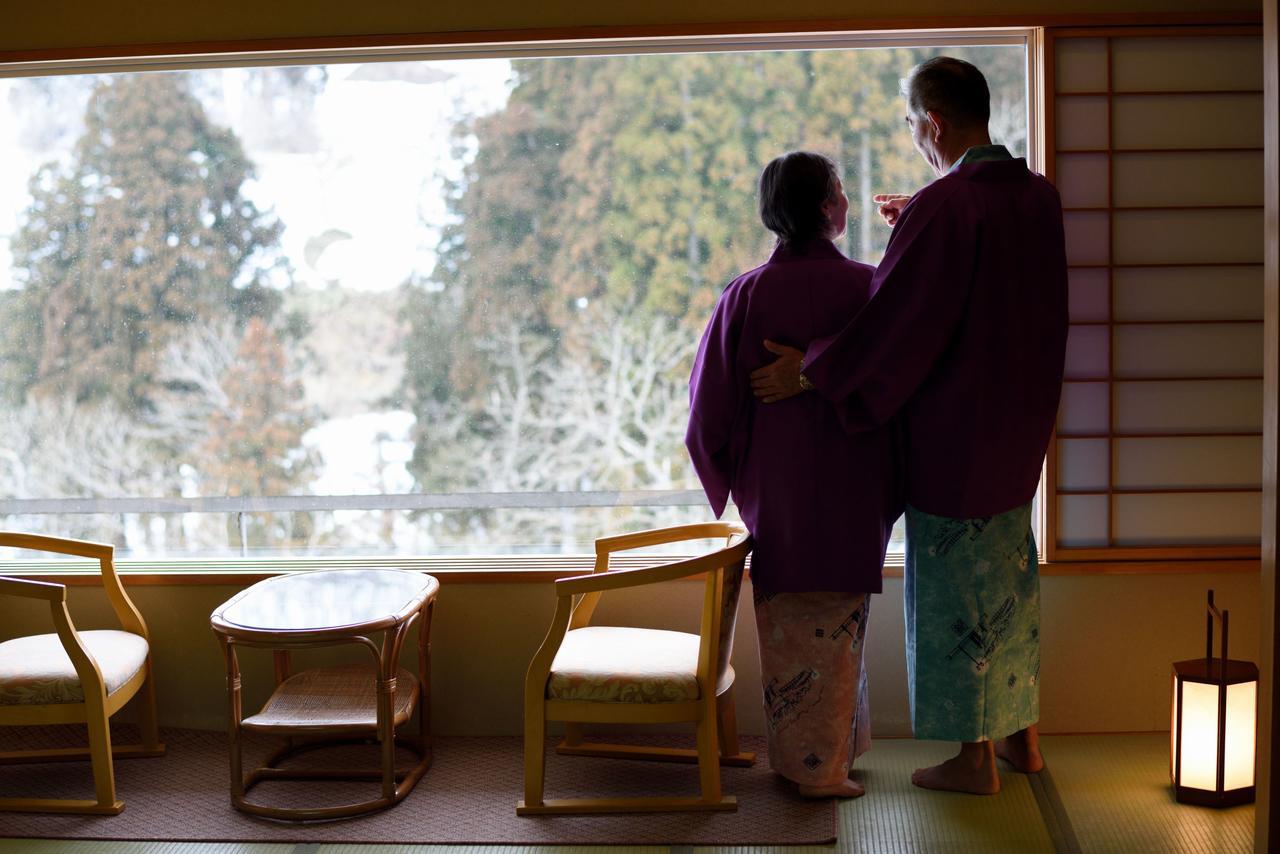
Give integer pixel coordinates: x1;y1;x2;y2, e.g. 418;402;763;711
0;489;710;516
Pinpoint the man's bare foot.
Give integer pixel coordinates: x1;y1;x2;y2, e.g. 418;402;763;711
798;778;866;799
996;726;1045;773
911;742;1000;795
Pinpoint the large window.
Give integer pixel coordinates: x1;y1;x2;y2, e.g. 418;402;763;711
0;34;1031;560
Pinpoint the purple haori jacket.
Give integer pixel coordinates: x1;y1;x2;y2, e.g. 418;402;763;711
804;158;1068;520
686;240;902;595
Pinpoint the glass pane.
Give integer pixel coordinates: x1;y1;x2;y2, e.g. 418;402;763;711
1113;267;1262;322
1113;323;1261;379
1058;381;1110;434
1058;438;1109;491
1055;38;1109;93
0;45;1031;559
1065;324;1109;379
1064;211;1110;265
1115;436;1261;490
1056;152;1109;208
1114;380;1262;434
1058;494;1109;547
1113;150;1262;207
1111;37;1262;93
1113;492;1260;545
1056;96;1110;150
1113;209;1263;266
1113;93;1263;150
1069;268;1110;323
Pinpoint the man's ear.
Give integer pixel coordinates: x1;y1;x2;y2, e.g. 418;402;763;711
925;110;946;142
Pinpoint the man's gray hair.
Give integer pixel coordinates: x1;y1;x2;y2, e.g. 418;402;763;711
903;56;990;129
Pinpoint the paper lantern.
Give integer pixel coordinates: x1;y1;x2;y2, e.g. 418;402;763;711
1170;590;1257;807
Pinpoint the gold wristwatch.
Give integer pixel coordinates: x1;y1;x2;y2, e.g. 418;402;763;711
798;360;814;392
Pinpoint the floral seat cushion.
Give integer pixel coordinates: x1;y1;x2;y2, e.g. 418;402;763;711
0;630;149;706
547;625;733;703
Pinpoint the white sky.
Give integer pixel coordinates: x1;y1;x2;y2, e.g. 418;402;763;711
0;58;514;292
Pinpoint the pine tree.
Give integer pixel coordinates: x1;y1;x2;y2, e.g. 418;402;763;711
4;72;285;412
401;47;1028;502
201;318;316;547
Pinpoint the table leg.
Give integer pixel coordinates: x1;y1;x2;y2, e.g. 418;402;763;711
379;628;400;801
273;650;291;685
220;638;245;800
419;601;434;745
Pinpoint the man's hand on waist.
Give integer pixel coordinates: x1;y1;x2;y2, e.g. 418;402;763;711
750;340;808;403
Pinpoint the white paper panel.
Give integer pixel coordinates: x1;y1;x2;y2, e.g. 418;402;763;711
1056;153;1109;208
1113;267;1262;321
1058;382;1109;434
1113;492;1261;545
1113;93;1263;150
1058;494;1109;547
1063;211;1109;265
1069;268;1110;322
1058;438;1110;491
1115;436;1261;489
1111;37;1262;93
1114;323;1261;379
1114;380;1262;434
1056;38;1109;93
1113;150;1263;207
1113;209;1263;265
1056;96;1109;150
1065;324;1109;379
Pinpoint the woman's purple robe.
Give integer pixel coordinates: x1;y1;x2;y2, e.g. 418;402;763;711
686;239;902;595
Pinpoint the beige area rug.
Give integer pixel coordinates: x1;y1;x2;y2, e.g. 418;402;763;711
0;726;835;845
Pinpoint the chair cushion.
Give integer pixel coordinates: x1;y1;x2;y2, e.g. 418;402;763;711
547;626;704;703
0;630;149;706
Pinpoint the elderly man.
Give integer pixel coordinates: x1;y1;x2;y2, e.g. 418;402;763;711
750;56;1068;795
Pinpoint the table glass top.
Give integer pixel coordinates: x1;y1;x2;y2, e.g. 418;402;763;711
216;569;436;631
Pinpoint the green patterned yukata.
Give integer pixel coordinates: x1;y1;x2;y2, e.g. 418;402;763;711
904;501;1040;742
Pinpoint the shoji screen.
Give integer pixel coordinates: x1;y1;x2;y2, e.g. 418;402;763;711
1047;28;1264;561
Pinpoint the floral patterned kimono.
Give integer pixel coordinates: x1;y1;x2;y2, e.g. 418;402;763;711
687;238;902;787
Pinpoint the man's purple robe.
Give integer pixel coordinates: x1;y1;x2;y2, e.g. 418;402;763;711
686;240;902;594
803;158;1068;518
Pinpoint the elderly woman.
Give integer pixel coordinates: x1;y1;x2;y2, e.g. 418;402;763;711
685;151;902;799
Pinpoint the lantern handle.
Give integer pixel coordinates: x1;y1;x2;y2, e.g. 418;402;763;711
1206;589;1229;685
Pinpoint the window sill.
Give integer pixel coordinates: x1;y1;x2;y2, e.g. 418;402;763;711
0;554;1260;585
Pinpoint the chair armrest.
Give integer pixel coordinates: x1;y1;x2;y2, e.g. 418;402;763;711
558;536;750;597
0;575;66;602
0;532;113;561
594;522;747;556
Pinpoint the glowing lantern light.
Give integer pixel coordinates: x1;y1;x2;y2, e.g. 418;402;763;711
1170;590;1257;807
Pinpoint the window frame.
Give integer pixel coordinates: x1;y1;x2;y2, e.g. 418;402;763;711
1043;24;1265;564
4;24;1251;581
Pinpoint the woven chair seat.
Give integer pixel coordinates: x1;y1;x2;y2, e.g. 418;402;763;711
0;630;149;706
547;626;735;704
241;664;419;734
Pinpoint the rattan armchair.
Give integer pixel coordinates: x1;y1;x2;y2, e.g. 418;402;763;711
518;522;754;815
0;533;164;814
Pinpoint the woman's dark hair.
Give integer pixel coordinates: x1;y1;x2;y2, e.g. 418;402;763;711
758;151;840;246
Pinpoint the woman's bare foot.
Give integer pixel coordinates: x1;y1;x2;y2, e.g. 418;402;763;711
911;742;1000;795
798;778;866;799
996;725;1044;773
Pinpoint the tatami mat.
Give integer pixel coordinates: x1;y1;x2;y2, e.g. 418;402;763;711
698;738;1054;854
1042;733;1253;854
0;844;292;853
316;848;667;854
2;735;1264;852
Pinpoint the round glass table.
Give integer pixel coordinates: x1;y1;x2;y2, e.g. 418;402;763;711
210;568;440;821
